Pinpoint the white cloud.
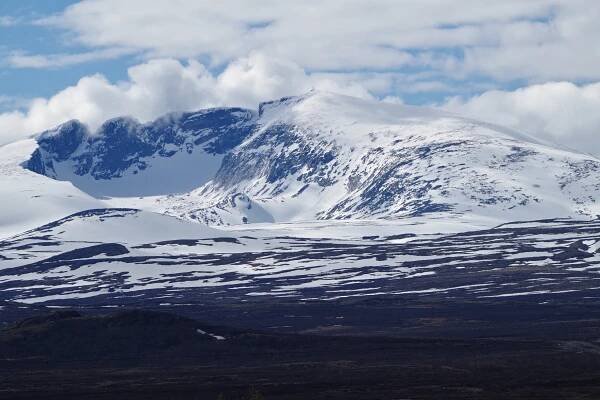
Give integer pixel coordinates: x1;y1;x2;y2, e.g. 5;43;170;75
6;48;134;69
33;0;600;82
0;54;376;144
444;81;600;156
0;16;17;27
0;95;15;106
460;9;600;82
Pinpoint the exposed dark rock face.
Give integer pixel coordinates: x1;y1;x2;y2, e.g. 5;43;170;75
26;108;256;181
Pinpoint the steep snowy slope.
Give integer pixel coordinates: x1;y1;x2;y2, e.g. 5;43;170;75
0;139;103;238
157;91;600;225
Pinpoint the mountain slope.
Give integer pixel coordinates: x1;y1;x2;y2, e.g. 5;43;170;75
0;139;104;238
159;91;600;225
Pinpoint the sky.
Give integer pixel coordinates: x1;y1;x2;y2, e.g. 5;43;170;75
0;0;599;155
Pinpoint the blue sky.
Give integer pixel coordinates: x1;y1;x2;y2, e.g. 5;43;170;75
1;0;600;155
0;0;131;107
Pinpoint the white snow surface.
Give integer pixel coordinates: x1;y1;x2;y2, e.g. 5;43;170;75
52;149;225;198
0;139;104;238
12;208;224;245
2;213;600;304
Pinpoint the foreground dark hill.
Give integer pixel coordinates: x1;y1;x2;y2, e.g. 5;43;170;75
2;308;600;400
0;309;231;364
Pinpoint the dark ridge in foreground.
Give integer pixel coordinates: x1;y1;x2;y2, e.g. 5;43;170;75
0;309;233;364
2;308;600;400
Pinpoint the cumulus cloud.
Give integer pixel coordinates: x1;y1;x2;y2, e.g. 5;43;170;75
444;81;600;156
0;54;375;144
31;0;600;82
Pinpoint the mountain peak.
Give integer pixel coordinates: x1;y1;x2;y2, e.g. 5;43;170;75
36;119;89;161
258;92;316;117
97;116;141;137
257;90;461;130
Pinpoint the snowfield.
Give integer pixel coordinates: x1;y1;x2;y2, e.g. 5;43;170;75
1;209;600;305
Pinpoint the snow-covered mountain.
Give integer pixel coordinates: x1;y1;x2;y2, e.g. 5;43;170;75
179;91;600;225
2;91;600;309
20;90;600;227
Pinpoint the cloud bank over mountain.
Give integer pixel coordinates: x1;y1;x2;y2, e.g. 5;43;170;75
0;0;599;155
445;82;600;156
0;54;372;144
